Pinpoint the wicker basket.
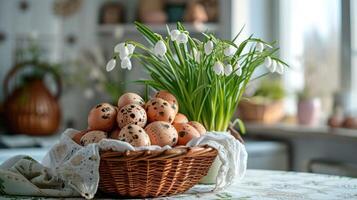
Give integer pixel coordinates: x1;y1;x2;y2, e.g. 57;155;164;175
99;145;218;198
238;99;284;124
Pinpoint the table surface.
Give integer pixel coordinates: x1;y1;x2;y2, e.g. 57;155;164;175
1;169;357;200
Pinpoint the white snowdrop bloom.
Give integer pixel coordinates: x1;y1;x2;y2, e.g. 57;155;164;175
127;43;135;55
154;40;167;57
114;43;124;53
256;42;264;52
213;61;224;75
276;62;284;74
264;56;272;68
193;48;200;62
235;63;242;76
224;64;233;76
170;29;180;41
177;33;188;44
269;60;277;73
84;88;94;99
121;57;132;70
224;45;237;57
204;40;214;55
106;59;116;72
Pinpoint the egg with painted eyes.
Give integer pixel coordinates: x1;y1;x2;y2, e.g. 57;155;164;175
154;91;179;114
174;123;200;145
117;92;145;109
88;103;117;132
145;121;178;147
117;103;147;128
80;130;108;146
146;98;176;123
116;124;151;147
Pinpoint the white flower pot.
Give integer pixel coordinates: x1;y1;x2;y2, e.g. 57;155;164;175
199;157;221;184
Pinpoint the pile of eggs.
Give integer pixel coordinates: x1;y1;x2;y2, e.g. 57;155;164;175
72;91;206;147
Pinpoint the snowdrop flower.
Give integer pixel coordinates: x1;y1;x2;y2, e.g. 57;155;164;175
276;62;284;74
264;56;272;68
268;60;277;73
177;33;188;44
106;59;116;72
193;48;200;62
235;63;242;76
114;43;130;59
204;40;214;55
121;57;132;70
224;64;233;76
213;61;224;75
154;40;167;57
127;43;135;55
170;29;180;41
256;42;264;52
224;45;236;57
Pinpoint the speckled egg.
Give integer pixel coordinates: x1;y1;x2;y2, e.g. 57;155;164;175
116;124;151;147
72;130;89;145
80;130;107;146
174;123;200;145
117;92;145;109
155;91;179;114
117;103;147;128
173;113;189;124
87;103;117;132
187;121;206;135
146;98;176;123
145;121;178;147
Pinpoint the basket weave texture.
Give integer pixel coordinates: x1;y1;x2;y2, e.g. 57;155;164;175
99;146;218;198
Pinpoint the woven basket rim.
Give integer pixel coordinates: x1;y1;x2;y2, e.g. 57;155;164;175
100;145;217;161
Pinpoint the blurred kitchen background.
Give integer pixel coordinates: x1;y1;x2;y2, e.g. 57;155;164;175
0;0;357;177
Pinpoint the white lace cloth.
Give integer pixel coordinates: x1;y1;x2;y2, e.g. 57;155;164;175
0;129;247;199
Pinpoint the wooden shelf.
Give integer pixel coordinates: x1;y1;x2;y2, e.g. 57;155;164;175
97;23;219;37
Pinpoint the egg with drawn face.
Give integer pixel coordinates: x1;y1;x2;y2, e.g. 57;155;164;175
174;123;200;145
154;91;179;114
187;121;206;135
80;130;108;146
117;103;147;128
116;124;151;147
88;103;117;132
117;92;145;109
146;98;176;123
145;121;178;147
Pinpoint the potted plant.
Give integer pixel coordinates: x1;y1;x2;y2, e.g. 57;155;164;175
105;22;287;183
238;79;285;124
297;87;321;126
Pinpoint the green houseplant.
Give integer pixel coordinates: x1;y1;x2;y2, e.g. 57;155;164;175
105;22;287;183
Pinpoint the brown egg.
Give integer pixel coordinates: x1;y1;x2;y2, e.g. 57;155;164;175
110;128;121;139
88;103;117;132
72;130;89;145
173;113;189;124
116;124;151;147
117;92;145;109
174;123;200;145
342;117;357;129
145;121;178;147
187;121;206;135
80;130;107;146
155;91;179;114
117;103;147;128
146;98;176;123
327;115;343;128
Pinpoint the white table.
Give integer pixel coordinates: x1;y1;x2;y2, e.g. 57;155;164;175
1;169;357;199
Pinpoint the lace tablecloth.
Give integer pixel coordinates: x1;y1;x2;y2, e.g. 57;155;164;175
1;169;357;200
